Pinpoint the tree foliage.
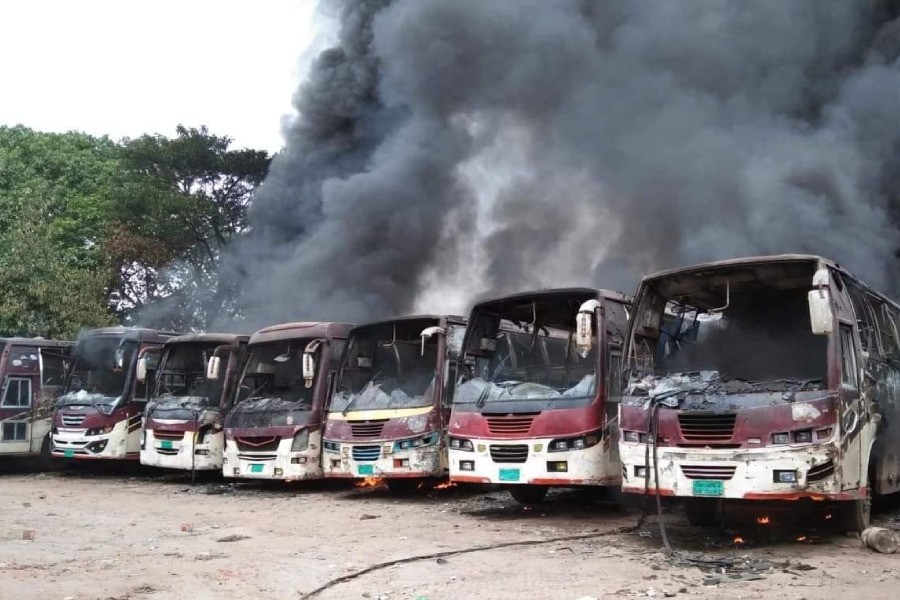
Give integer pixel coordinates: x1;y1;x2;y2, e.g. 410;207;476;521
0;124;270;337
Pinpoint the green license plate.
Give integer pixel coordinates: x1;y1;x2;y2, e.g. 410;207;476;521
249;464;264;473
499;468;520;482
692;480;724;496
160;440;173;449
358;464;374;476
64;449;74;458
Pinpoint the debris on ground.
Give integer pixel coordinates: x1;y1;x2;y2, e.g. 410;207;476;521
216;534;251;543
862;527;899;554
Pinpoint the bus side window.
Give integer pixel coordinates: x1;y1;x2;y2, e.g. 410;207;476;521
840;325;858;388
40;349;68;387
847;285;877;354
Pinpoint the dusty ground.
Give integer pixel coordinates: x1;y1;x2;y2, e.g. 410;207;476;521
1;462;899;600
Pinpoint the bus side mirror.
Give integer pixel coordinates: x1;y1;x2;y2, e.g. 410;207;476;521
576;300;602;357
206;356;222;380
808;289;834;335
303;340;324;389
136;357;148;382
420;326;445;356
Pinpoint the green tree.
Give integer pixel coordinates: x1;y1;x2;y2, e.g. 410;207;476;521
106;125;270;329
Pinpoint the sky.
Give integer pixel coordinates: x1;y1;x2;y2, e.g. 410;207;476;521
0;0;321;153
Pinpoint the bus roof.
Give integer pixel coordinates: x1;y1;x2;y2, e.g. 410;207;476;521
248;322;355;346
164;333;250;347
0;338;73;348
76;327;181;344
472;287;631;311
348;314;467;333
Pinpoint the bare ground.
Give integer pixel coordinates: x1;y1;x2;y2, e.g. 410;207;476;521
1;462;899;600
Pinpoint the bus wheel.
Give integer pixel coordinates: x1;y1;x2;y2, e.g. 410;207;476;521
841;492;872;534
509;485;548;505
385;478;428;495
682;498;719;527
39;435;54;471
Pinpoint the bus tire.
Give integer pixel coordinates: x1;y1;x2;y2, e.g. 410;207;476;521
385;478;428;495
39;434;54;471
841;490;872;534
509;485;548;505
682;498;718;527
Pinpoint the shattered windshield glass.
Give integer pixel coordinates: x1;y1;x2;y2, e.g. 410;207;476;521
156;343;226;406
626;262;827;396
57;336;132;410
330;320;440;412
234;340;314;408
454;296;600;405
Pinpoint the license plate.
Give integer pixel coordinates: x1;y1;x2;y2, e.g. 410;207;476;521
160;440;173;449
64;449;74;458
692;480;724;496
499;468;520;482
358;464;374;476
249;464;264;473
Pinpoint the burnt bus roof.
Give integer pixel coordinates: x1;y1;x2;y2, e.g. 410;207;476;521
641;253;899;311
472;287;631;311
164;333;250;347
248;322;355;346
349;314;467;333
76;327;181;344
0;337;73;348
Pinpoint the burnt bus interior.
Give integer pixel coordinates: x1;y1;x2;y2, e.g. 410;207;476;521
456;292;601;404
157;343;226;405
629;261;827;387
237;340;316;407
332;319;441;411
64;336;133;399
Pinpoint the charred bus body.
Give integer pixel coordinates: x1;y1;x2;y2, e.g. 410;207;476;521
0;338;73;461
140;334;249;471
223;322;353;481
51;328;178;460
322;315;467;492
448;288;630;504
618;255;900;530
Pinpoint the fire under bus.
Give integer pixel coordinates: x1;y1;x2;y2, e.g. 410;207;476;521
618;255;900;531
448;288;630;505
140;334;249;472
223;322;353;481
51;328;179;460
0;338;73;463
322;315;467;493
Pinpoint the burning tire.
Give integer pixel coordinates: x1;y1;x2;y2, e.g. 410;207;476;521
508;485;548;505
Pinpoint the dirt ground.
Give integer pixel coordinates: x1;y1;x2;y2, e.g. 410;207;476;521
1;462;899;600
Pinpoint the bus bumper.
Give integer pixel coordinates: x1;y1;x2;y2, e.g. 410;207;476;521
619;442;846;499
140;430;223;471
223;433;322;481
322;441;443;479
51;420;135;459
448;436;619;486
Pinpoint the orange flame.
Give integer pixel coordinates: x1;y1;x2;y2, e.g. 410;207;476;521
433;480;457;490
796;535;808;542
355;476;383;488
733;536;746;544
824;513;833;520
756;516;771;525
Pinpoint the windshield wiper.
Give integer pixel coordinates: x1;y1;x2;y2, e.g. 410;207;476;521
342;372;381;416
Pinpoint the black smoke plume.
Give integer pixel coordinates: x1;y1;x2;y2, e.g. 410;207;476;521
222;0;900;328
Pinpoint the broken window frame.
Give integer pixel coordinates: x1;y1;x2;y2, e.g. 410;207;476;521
1;376;32;408
840;324;858;389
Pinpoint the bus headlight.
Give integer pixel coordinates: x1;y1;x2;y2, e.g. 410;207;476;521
393;432;439;452
548;432;601;452
323;440;340;453
622;430;648;443
449;437;474;452
291;430;309;452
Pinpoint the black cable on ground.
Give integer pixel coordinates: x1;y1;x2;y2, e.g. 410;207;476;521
299;522;643;599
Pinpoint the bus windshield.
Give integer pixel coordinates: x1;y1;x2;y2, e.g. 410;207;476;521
58;336;132;410
156;343;226;406
330;320;441;412
235;340;314;408
626;262;827;395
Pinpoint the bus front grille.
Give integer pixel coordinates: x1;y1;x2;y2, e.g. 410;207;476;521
489;444;529;464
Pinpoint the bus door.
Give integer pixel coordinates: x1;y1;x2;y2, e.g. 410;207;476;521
1;347;38;454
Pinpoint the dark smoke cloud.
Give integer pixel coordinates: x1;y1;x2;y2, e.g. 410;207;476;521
223;0;900;328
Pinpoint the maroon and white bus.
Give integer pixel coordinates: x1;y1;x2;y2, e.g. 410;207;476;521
223;322;353;481
141;333;249;472
51;327;178;460
322;315;467;492
448;288;630;504
0;338;72;462
618;255;900;531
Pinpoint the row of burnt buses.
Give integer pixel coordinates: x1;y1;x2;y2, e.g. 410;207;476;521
2;255;899;530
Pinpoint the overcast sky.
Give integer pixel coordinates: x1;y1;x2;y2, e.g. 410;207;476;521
0;0;320;153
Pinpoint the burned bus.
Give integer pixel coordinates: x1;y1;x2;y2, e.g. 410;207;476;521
617;255;900;531
51;327;178;460
322;315;467;492
448;288;630;504
140;333;249;472
0;338;73;462
223;322;353;481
